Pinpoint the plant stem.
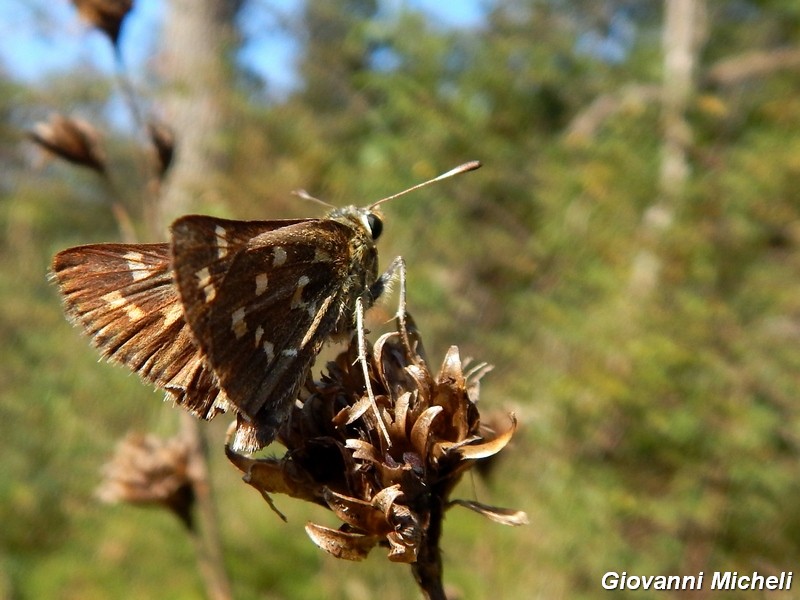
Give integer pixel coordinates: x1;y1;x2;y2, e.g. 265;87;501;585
411;494;447;600
183;413;233;600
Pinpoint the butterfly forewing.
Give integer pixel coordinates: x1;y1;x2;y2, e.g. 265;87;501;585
51;244;227;419
171;215;372;441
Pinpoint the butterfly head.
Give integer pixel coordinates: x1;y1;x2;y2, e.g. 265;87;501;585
327;205;384;241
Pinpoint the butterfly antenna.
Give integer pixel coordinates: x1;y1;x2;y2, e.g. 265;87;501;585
292;189;336;210
369;161;481;210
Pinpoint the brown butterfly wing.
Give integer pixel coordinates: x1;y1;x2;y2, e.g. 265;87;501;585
51;243;227;419
171;216;361;446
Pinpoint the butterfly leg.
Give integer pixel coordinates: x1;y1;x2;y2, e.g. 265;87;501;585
354;295;392;447
368;256;414;359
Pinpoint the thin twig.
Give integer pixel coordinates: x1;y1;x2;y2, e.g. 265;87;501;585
182;413;233;600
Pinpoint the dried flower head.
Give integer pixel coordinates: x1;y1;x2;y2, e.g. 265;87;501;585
147;120;175;179
28;114;107;175
97;432;196;529
71;0;133;46
227;317;526;596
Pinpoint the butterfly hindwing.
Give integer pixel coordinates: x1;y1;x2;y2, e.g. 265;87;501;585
50;243;227;420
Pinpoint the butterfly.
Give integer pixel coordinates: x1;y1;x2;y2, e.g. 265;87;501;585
50;161;481;451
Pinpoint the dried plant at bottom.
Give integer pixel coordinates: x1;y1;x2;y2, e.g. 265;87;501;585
97;431;196;529
227;319;526;598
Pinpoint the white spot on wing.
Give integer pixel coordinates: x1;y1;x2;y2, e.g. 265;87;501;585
314;248;332;263
101;290;145;321
272;246;287;267
255;273;268;296
254;325;264;347
291;275;310;309
281;348;298;357
162;302;183;327
124;251;149;282
231;307;247;339
263;341;275;362
215;225;228;259
126;304;145;321
196;267;211;286
102;290;126;309
195;267;216;302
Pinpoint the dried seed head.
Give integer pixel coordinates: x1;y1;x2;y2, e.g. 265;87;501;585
97;432;196;529
28;114;107;175
71;0;133;46
227;317;525;566
147;120;175;179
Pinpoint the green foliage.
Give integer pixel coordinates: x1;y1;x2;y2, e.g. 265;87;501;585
5;0;800;597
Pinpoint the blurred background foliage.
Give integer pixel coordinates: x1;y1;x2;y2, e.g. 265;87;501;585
3;0;800;598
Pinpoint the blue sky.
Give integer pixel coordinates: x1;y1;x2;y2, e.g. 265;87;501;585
1;0;486;96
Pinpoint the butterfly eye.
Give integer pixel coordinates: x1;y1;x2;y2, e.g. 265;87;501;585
367;213;383;240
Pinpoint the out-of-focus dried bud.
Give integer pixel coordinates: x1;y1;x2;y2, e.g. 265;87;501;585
97;432;196;529
227;316;526;595
71;0;133;46
28;114;107;175
147;120;175;179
